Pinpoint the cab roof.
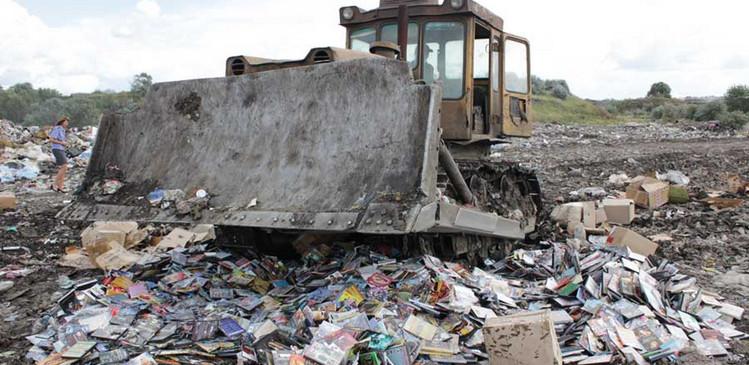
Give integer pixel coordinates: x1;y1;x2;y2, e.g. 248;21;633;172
340;0;504;30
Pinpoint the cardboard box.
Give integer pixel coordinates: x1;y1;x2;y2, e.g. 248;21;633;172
0;191;17;210
602;199;635;225
81;221;146;248
626;176;669;209
607;227;658;256
80;221;146;269
155;228;196;251
551;202;605;229
595;206;608;227
726;175;747;194
94;242;141;271
581;202;597;229
483;310;563;365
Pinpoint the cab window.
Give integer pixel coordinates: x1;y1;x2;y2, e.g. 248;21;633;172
350;27;376;52
423;21;465;99
474;38;489;79
505;39;528;94
381;23;419;68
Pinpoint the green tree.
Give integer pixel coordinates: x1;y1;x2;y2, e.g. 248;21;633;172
23;97;66;126
9;82;34;95
0;82;141;126
36;87;62;101
718;111;749;130
0;91;32;122
695;100;726;121
130;72;153;98
725;85;749;113
647;82;672;98
63;95;100;127
0;82;66;123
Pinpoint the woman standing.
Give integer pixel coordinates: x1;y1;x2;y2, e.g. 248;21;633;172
48;117;69;193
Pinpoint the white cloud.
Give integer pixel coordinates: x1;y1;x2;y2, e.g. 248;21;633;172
0;0;100;92
0;0;747;99
0;0;370;94
136;0;160;18
491;0;749;98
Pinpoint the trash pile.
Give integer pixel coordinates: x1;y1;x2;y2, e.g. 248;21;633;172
23;218;747;364
552;170;747;238
510;122;742;152
145;188;212;218
0;119;96;184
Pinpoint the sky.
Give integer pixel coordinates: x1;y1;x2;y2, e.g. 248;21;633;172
1;0;747;99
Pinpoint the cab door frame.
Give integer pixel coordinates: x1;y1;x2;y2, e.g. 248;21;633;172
500;33;532;137
489;33;502;137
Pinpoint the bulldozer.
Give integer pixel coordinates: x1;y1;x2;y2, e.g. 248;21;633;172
60;0;541;260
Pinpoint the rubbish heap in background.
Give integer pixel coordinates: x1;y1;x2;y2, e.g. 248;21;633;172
554;170;746;239
0;119;96;184
26;218;746;364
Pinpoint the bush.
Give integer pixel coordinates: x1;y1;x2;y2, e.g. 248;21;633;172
685;104;698;120
551;84;569;100
604;103;618;115
725;85;749;113
531;77;572;100
545;80;570;94
694;100;726;121
651;105;665;120
647;82;672;98
531;76;545;94
718;111;749;130
651;103;688;122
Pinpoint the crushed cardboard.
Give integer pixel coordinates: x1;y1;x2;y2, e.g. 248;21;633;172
608;227;658;256
0;191;17;210
602;199;635;225
726;174;748;194
626;176;669;209
551;201;608;229
76;223;214;270
702;197;744;210
483;310;563;365
81;221;147;249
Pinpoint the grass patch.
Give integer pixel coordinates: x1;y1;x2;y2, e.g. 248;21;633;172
532;95;637;125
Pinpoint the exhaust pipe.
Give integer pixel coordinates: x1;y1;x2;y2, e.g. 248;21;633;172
397;5;408;61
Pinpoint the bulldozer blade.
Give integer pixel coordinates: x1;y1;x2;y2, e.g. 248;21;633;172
60;57;526;240
63;58;436;231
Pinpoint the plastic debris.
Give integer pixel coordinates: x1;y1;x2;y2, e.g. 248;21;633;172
0;281;14;292
657;170;690;186
608;173;630;186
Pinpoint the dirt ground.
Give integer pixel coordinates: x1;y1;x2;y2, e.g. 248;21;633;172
501;122;749;364
0;121;748;364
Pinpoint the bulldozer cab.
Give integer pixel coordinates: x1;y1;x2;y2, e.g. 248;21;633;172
341;0;533;141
